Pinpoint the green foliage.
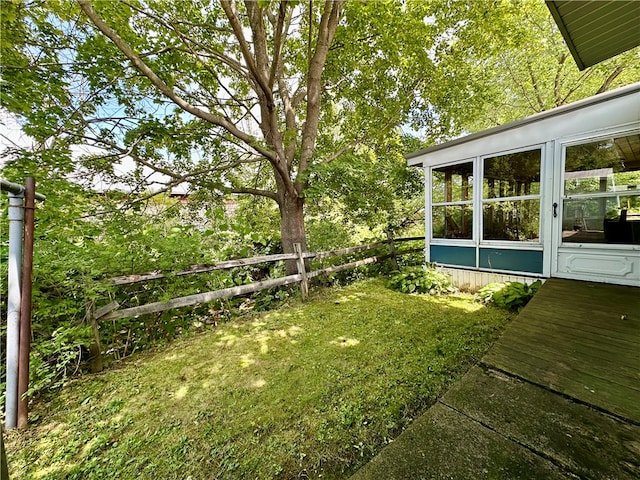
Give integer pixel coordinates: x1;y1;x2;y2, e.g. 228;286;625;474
27;325;93;397
388;266;454;295
453;0;640;132
0;170;293;399
1;423;7;480
0;0;438;260
0;152;421;402
307;134;424;237
6;279;511;479
477;280;542;311
250;285;293;312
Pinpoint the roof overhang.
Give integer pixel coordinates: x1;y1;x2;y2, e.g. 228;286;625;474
546;1;640;70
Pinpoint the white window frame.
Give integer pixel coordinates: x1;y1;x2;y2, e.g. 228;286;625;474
479;144;546;248
428;158;476;247
557;127;640;250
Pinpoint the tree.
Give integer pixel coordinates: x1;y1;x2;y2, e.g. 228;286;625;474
1;0;511;271
92;0;344;271
5;0;636;275
450;0;640;131
3;0;342;271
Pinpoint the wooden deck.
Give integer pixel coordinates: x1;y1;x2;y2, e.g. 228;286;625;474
484;277;640;423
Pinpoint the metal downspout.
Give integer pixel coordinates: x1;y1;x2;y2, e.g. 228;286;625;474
5;193;24;429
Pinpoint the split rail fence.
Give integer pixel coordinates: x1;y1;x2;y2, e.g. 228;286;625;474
88;236;424;371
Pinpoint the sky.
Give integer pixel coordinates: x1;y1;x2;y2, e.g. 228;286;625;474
0;108;188;194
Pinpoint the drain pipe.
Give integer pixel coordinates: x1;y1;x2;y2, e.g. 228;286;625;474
1;179;45;429
5;191;24;430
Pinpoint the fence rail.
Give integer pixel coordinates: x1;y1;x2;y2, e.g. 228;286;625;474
89;236;424;371
106;236;424;286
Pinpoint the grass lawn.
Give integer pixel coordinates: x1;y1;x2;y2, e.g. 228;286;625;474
5;278;512;479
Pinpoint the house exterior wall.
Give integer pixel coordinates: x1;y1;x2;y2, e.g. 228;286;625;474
410;83;640;287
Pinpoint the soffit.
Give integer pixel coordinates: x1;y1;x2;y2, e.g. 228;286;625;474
546;1;640;70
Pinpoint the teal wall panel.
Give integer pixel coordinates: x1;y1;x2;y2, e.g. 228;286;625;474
479;248;543;273
430;245;476;267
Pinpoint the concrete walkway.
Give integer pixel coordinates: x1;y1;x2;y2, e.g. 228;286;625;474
351;279;640;479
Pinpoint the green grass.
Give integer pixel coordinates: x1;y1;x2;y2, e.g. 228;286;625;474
5;278;512;479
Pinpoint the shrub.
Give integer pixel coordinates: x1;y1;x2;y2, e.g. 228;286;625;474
477;280;542;311
387;266;453;295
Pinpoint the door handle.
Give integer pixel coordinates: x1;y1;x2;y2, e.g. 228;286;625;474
553;202;558;218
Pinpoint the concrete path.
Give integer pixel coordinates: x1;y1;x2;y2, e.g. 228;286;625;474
351;279;640;479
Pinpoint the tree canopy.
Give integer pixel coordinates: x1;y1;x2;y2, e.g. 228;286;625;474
0;1;495;258
453;1;640;131
2;0;639;262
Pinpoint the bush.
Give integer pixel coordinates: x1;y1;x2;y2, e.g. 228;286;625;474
27;324;94;397
387;266;453;295
477;280;542;311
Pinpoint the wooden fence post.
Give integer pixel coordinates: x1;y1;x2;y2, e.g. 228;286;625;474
87;302;104;373
293;243;309;300
386;231;399;271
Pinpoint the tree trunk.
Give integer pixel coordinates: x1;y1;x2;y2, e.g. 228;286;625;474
279;194;307;275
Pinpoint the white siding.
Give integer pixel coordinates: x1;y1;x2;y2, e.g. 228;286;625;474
438;266;544;292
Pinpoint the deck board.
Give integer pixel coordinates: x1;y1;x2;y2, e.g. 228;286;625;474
484;278;640;423
442;366;640;480
500;325;639;377
517;306;639;339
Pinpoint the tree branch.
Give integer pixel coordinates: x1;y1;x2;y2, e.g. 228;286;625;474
218;0;294;197
553;53;568;105
268;1;288;90
560;68;595;105
228;186;278;201
76;0;277;162
322;141;359;164
220;0;272;101
120;0;251;81
596;65;625;94
500;52;538;114
296;0;345;191
526;62;545;111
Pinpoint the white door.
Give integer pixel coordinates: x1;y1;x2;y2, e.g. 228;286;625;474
551;132;640;287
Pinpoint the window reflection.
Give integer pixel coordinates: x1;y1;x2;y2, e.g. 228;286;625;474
562;196;640;244
565;135;640;195
433;205;473;239
482;148;541;242
563;134;640;245
483;150;540;199
432;162;473;204
483;199;540;242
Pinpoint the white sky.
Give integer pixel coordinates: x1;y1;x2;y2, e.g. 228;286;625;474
0;109;188;194
0;110;33;150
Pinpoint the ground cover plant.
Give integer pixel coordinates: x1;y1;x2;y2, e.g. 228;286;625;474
5;278;511;480
477;280;542;311
387;265;454;295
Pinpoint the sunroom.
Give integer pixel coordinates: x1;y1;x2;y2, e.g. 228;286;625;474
407;82;640;287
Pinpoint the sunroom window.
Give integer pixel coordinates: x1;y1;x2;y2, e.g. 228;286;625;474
431;162;473;239
482;149;541;242
562;133;640;244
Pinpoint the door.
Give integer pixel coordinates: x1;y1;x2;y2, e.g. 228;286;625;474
551;132;640;286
